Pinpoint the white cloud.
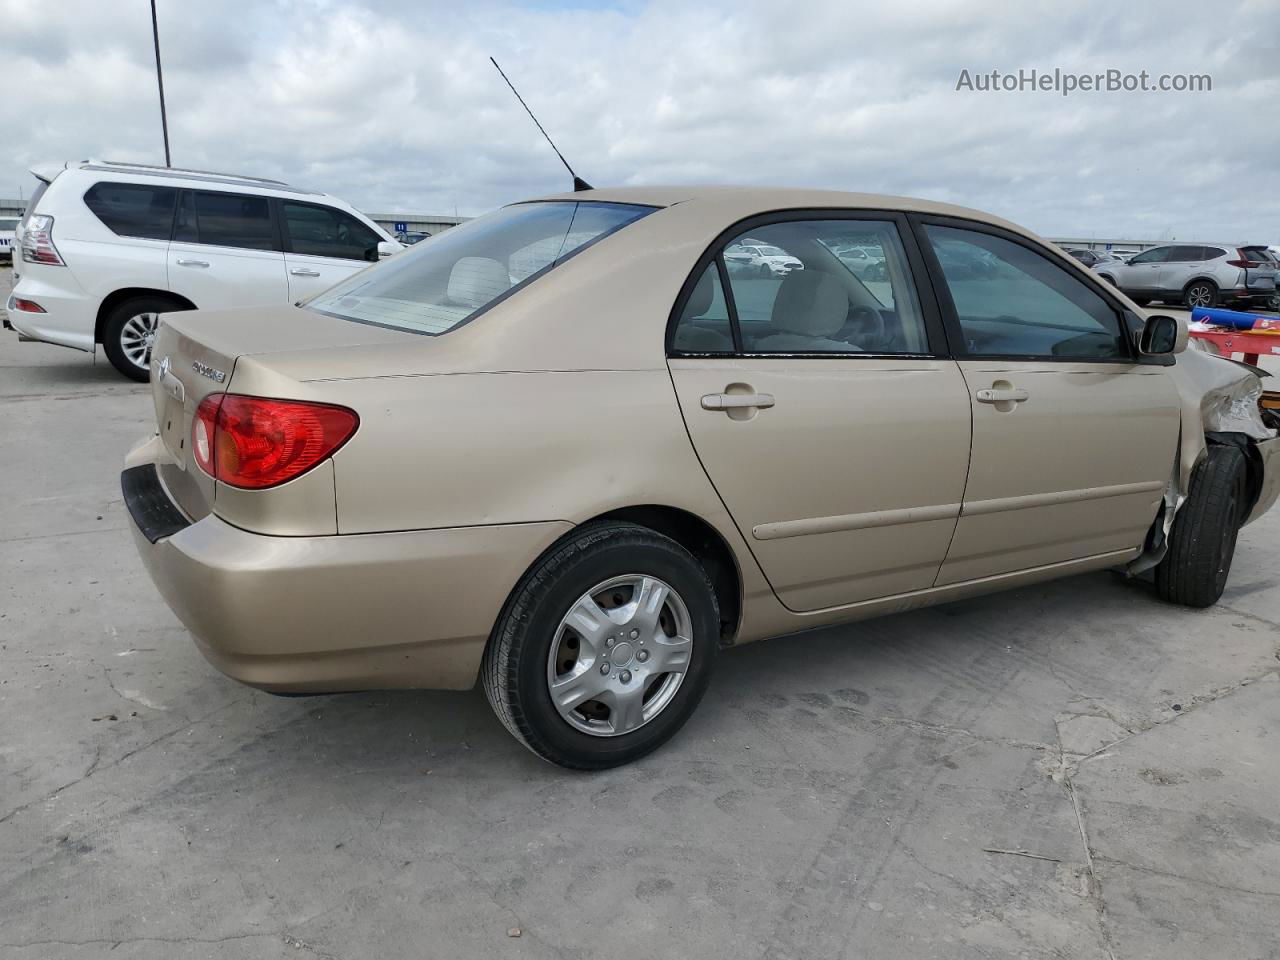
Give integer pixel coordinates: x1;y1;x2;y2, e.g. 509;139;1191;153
1;0;1277;240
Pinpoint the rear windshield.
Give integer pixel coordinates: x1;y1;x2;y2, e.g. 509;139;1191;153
308;200;654;335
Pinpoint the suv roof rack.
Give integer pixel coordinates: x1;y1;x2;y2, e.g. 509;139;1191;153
78;159;324;197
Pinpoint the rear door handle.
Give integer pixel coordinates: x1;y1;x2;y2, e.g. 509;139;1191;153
975;387;1029;403
290;268;321;277
701;393;775;411
175;258;209;268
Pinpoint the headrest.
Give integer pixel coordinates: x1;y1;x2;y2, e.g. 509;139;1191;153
683;268;715;318
447;257;510;310
770;271;847;337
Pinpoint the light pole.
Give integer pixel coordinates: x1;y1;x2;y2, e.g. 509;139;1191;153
150;0;171;166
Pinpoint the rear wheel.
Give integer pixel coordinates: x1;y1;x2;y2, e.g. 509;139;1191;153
1155;445;1248;608
101;295;186;382
482;522;719;769
1184;280;1219;310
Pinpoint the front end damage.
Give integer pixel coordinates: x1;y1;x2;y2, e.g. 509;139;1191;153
1128;347;1280;575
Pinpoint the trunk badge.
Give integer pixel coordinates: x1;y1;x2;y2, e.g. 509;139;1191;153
155;355;185;403
192;360;227;384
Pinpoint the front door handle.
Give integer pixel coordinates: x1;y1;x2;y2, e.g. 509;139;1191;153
175;258;210;268
975;387;1029;403
701;393;775;411
290;268;321;278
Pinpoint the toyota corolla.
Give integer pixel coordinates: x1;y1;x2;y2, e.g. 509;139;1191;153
124;186;1280;769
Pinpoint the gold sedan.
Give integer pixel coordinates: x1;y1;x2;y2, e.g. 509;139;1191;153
124;187;1280;769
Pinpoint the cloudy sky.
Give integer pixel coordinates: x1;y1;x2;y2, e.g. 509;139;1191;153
2;0;1277;240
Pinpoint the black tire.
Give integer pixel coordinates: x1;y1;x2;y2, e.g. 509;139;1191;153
757;263;771;278
1183;280;1219;310
101;295;186;382
482;522;719;770
1155;445;1248;608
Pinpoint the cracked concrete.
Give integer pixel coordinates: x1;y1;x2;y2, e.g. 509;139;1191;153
2;273;1279;958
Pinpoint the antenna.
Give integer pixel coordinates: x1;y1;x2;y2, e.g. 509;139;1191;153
490;57;592;192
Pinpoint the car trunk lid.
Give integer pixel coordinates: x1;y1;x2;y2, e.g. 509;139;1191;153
150;305;414;522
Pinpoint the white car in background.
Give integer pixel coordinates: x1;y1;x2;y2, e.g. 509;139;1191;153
8;160;401;380
724;241;803;277
0;215;16;263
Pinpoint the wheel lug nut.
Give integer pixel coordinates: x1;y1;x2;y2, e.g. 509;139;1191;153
637;650;649;663
606;637;615;648
600;663;610;675
630;629;639;640
619;670;632;683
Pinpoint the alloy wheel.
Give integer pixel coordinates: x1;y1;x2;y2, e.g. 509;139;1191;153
1186;284;1214;308
545;574;693;737
119;312;158;371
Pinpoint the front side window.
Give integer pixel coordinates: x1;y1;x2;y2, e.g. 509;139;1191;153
720;220;927;355
924;224;1127;360
1129;247;1170;265
308;201;653;335
283;202;381;261
175;191;275;250
84;182;177;240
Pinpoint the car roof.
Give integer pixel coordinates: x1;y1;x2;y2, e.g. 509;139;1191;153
47;159;329;199
529;184;1030;235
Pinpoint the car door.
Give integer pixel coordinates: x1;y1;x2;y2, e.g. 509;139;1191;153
1156;245;1203;299
279;200;385;301
667;213;972;612
168;189;288;308
1116;246;1170;294
915;219;1180;585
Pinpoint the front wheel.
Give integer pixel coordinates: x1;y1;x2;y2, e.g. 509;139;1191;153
1155;445;1248;608
482;522;719;769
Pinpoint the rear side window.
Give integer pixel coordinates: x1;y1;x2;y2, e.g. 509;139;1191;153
84;182;177;240
925;224;1127;360
1168;245;1204;262
282;202;382;261
672;264;734;353
309;201;653;335
174;191;276;250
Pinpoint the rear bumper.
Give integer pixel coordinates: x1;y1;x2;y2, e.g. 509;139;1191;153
8;269;96;352
122;462;570;692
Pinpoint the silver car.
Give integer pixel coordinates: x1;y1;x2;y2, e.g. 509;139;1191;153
1095;243;1277;310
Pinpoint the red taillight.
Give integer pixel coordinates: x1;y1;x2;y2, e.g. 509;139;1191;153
20;215;64;266
1227;249;1262;269
192;394;358;489
12;298;46;313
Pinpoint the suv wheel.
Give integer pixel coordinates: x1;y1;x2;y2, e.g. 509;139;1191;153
1155;444;1248;608
482;522;719;769
1184;281;1218;310
101;296;186;382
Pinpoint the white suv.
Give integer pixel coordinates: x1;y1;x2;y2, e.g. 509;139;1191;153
8;160;401;380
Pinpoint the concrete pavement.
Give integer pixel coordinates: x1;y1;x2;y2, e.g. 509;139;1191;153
1;272;1277;959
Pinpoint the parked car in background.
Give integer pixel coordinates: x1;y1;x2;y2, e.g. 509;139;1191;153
396;231;432;245
7;159;402;380
1095;243;1277;309
1066;248;1105;267
123;185;1280;770
0;216;17;263
723;241;802;276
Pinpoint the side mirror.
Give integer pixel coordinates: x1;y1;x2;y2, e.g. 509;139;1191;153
377;240;400;260
1139;314;1188;355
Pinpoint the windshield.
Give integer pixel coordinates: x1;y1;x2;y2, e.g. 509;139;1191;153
309;201;654;335
758;246;787;256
